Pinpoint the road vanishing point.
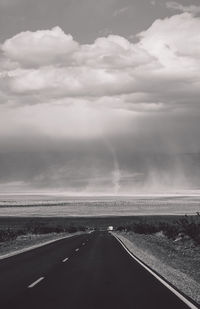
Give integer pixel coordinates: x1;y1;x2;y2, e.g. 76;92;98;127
0;231;199;309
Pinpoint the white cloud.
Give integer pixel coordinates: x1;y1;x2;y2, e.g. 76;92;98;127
2;27;79;67
0;13;200;143
139;13;200;67
166;2;200;15
76;35;153;69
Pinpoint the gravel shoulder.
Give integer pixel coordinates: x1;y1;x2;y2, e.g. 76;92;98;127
114;231;200;304
0;232;82;259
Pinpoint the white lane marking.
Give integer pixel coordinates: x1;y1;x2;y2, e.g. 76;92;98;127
75;248;79;252
62;257;69;263
0;233;83;261
113;235;198;309
28;277;44;288
82;242;85;245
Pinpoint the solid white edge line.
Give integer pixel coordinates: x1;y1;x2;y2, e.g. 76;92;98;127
0;231;89;260
62;257;69;263
28;277;44;288
113;234;198;309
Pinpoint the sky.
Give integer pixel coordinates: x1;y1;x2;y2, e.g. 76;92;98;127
0;0;200;194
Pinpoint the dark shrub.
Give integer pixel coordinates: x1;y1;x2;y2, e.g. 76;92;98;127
67;226;78;233
132;222;159;234
116;226;125;232
0;229;17;242
161;223;179;240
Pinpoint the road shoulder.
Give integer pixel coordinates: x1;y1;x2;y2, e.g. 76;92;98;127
113;232;200;305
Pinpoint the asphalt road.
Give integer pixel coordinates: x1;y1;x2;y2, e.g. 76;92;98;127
0;231;198;309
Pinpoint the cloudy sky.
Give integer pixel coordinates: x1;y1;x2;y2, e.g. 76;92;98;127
0;0;200;194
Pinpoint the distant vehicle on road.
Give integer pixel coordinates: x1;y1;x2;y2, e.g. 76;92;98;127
107;226;114;231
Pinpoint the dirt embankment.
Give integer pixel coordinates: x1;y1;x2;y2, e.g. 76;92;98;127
114;231;200;304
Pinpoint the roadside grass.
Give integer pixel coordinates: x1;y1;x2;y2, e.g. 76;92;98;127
0;223;87;244
0;214;200;245
115;213;200;245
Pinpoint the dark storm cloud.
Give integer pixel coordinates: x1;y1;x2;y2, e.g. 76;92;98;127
1;144;200;193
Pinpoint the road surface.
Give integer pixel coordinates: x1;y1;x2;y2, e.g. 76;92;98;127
0;231;198;309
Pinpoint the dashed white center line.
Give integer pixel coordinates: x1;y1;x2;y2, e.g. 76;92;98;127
75;248;79;252
28;277;44;288
62;257;69;263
